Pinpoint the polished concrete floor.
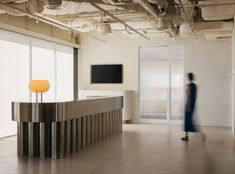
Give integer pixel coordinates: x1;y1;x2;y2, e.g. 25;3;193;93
0;124;235;174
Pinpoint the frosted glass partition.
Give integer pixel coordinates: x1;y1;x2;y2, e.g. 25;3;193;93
139;46;184;123
0;29;76;138
140;47;169;120
170;46;184;120
32;39;56;102
56;45;74;101
0;31;30;137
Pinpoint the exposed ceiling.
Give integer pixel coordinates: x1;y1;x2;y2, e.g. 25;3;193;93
0;0;234;41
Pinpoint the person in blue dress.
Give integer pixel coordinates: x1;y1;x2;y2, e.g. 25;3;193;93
181;73;205;141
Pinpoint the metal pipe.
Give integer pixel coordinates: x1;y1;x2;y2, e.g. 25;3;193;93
0;0;29;3
114;27;164;31
138;0;177;37
0;2;107;43
175;2;235;8
41;92;43;103
177;0;198;40
57;11;147;20
36;93;38;103
138;0;159;18
102;0;138;5
85;0;150;41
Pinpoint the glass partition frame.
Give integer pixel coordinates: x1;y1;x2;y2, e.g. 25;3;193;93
139;46;185;124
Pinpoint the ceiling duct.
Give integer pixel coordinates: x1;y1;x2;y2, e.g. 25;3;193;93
156;17;168;30
72;18;97;32
0;0;29;3
27;0;46;13
45;0;62;9
180;21;233;40
101;0;136;5
118;0;132;2
176;0;197;39
86;0;150;40
168;25;177;36
0;0;46;15
0;2;108;43
139;0;178;37
204;30;232;40
179;22;192;37
175;0;194;19
0;4;25;16
199;0;235;21
72;18;112;34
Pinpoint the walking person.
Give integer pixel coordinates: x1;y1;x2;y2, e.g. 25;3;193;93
181;72;205;141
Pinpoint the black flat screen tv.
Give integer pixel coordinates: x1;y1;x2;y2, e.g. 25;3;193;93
91;64;123;83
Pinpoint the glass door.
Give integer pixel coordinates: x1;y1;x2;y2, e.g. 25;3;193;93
170;46;184;121
139;46;184;123
140;47;170;121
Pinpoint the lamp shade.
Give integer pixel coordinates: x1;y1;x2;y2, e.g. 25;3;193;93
29;80;50;93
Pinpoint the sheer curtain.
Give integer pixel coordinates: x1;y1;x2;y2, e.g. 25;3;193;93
56;44;74;101
31;38;56;101
0;29;75;138
0;30;30;137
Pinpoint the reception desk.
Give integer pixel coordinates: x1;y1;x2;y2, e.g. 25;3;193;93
12;96;123;159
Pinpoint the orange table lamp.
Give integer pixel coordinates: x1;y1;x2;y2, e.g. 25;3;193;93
29;80;50;102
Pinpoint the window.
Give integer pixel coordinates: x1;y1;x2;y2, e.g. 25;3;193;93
0;30;30;137
0;29;76;137
31;38;56;101
56;44;74;101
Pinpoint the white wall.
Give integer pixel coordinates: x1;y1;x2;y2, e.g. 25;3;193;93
80;32;232;127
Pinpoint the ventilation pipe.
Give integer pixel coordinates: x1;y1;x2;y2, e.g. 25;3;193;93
176;0;197;39
102;0;137;5
0;0;112;34
86;0;150;40
45;0;62;9
199;1;235;21
118;0;133;2
175;0;194;19
0;0;46;15
27;0;46;13
100;0;178;38
0;4;25;16
0;0;29;3
72;18;112;34
155;17;168;30
179;22;191;37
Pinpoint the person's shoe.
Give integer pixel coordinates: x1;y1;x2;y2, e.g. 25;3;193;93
181;136;189;141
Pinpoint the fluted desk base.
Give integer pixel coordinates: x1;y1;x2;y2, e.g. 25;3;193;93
17;109;122;159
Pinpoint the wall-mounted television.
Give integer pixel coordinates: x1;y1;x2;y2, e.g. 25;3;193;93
91;64;123;83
